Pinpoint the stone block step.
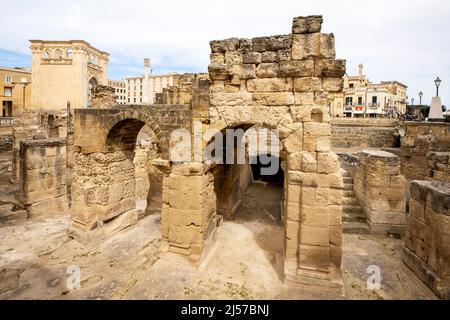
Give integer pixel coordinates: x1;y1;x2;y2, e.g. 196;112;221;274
343;184;354;191
342;197;359;206
343;190;355;197
339;169;350;178
343;177;353;184
343;221;370;234
343;205;363;214
342;212;367;223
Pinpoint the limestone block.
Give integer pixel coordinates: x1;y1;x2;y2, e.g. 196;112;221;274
322;77;344;92
27;195;68;219
261;51;277;63
316;136;331;152
208;63;233;80
224;38;240;51
243;52;261;64
210;40;227;53
301;206;330;228
294;77;322;92
233;64;257;79
279;60;314;77
277;49;291;62
304;122;331;137
314;59;346;78
225;51;243;64
292;16;323;34
256;63;279;78
293;93;315;105
317;152;340;174
290;172;343;189
266;35;291;51
282;125;303;153
210;53;225;64
210;91;253;107
300;225;329;246
299;244;329;270
253;92;294;106
247;78;289;92
239;38;253;52
252;37;267;52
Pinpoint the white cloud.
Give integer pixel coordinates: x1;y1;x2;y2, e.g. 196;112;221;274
1;0;449;105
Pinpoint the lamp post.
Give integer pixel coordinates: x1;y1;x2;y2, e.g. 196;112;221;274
419;91;423;106
411;98;415;106
435;77;442;97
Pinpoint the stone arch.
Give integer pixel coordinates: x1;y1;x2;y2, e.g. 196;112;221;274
102;110;169;158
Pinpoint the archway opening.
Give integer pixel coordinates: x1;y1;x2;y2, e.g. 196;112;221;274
210;125;286;280
104;118;163;221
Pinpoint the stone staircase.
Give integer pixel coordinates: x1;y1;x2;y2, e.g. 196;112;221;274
340;169;370;234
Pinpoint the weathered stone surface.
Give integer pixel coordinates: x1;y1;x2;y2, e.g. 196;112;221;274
253;92;294;106
247;78;289;92
279;60;314;77
243;52;261;64
252;37;267;52
292;16;323;34
294;77;322;92
322;77;344;92
314;59;346;77
261;51;277;63
256;63;279;78
208;63;233;80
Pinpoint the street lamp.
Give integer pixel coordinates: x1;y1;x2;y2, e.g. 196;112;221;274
411;98;415;106
435;77;442;97
419;91;423;106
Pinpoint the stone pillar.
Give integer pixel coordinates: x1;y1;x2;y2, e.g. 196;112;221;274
19;139;68;219
404;181;450;299
429;97;444;121
163;162;217;262
71;150;136;233
354;150;407;234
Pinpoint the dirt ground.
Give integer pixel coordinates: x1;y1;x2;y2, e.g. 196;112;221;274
0;183;438;300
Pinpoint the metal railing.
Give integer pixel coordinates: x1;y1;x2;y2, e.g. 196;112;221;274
0;117;15;127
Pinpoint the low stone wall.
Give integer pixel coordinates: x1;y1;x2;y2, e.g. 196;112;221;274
399;122;450;181
426;152;450;183
19;139;68;219
404;181;450;299
331;118;399;149
354;150;407;234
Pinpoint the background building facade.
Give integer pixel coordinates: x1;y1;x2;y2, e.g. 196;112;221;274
0;67;32;117
330;64;408;118
125;59;177;105
108;79;127;105
30;40;109;110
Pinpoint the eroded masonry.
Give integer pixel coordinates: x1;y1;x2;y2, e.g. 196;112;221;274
7;15;450;297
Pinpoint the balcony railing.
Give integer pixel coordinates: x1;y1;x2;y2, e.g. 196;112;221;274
0;117;15;127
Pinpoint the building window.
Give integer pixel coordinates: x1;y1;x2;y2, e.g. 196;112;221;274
66;48;73;59
345;97;353;106
5;75;12;84
55;49;63;59
3;87;12;97
358;97;363;105
372;96;378;104
349;83;354;88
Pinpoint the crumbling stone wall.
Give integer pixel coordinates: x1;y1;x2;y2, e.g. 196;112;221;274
203;15;345;283
400;122;450;181
19;139;68;219
404;181;450;299
91;85;117;109
427;152;450;183
331;118;399;149
157;73;209;106
354;150;406;234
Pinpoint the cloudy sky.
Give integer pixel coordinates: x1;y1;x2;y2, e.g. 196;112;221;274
1;0;449;106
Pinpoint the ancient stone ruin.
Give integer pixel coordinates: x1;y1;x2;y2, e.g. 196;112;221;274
2;15;449;300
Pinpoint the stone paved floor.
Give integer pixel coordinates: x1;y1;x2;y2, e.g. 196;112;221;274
0;183;438;300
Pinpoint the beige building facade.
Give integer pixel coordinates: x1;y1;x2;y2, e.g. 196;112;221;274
108;79;127;105
30;40;109;110
0;67;32;117
125;59;177;105
330;64;407;118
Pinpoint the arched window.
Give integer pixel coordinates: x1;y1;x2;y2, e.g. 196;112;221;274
43;50;50;59
66;48;73;59
55;49;63;59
